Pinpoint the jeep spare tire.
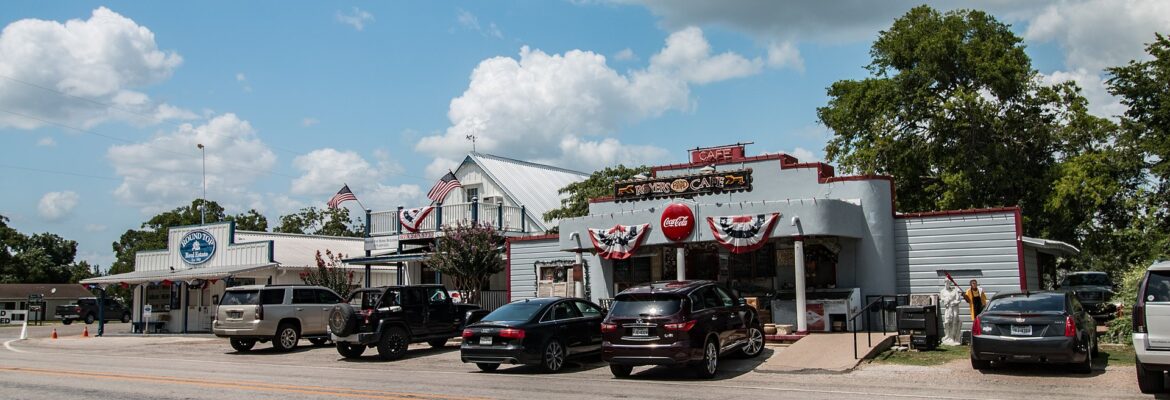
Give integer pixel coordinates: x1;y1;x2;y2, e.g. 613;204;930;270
330;303;358;337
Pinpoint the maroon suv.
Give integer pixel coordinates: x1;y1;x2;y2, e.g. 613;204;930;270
601;280;765;378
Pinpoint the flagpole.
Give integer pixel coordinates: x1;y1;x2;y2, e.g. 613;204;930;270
346;183;367;211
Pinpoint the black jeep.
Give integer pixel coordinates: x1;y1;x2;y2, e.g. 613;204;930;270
329;285;486;361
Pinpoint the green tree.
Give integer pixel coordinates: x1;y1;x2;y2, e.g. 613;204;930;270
544;165;650;222
1108;33;1170;233
299;250;356;297
817;5;1117;254
0;214;92;284
228;209;269;231
109;199;228;277
426;223;504;304
274;207;363;237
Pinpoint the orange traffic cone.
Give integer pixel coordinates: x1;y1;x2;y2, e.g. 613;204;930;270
81;326;89;338
51;328;58;339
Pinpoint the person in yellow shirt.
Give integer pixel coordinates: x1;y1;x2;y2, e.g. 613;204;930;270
963;279;989;319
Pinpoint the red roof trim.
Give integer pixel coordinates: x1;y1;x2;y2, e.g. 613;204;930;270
589;195;614;203
1014;208;1027;291
506;233;560;243
895;206;1021;219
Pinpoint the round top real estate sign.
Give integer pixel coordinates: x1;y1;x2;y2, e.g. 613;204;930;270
180;230;217;265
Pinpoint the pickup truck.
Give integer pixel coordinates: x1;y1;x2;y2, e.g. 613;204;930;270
1057;271;1117;322
329;284;487;361
55;297;131;325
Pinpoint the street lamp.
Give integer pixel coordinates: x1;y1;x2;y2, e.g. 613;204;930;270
197;143;206;224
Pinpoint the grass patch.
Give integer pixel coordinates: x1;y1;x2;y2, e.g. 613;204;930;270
871;345;970;366
1099;344;1135;366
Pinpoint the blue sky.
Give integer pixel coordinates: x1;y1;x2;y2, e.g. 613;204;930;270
0;1;1165;270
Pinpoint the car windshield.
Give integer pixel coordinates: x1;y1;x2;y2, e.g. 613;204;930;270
1066;274;1111;286
221;290;259;305
480;302;545;322
986;294;1066;313
609;294;682;317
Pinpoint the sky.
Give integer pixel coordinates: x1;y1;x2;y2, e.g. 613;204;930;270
1;0;1166;272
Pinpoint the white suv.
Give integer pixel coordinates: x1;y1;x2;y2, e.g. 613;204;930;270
1133;261;1170;393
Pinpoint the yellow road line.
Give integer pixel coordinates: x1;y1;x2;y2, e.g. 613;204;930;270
0;366;488;400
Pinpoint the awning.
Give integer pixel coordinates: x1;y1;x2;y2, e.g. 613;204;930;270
1022;237;1079;257
80;263;277;285
343;253;430;265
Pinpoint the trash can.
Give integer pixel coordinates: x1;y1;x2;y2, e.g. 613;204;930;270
896;305;939;350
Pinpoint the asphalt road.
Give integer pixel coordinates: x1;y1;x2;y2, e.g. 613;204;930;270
0;323;1150;400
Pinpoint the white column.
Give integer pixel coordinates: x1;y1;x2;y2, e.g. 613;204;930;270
794;238;808;333
676;247;686;281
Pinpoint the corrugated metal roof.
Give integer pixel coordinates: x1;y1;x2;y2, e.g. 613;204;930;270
464;152;588;231
81;263;276;284
235;231;364;268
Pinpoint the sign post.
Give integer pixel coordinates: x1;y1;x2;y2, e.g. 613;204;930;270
143;304;153;335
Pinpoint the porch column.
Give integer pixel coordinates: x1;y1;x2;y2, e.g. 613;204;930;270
364;208;372;288
676;246;686;281
182;282;189;334
794;237;808;333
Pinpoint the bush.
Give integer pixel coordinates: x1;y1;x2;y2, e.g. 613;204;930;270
1104;264;1146;344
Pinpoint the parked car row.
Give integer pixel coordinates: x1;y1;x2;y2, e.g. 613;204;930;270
211;280;764;379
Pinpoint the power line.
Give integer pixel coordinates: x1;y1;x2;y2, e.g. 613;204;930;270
0;163;120;181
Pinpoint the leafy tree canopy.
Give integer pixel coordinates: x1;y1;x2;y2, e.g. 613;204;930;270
544;165;650;222
427;223;504;304
0;214;94;283
274;206;363;237
109;199;269;276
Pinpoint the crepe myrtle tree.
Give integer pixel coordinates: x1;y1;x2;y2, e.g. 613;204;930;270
427;223;505;305
300;249;356;298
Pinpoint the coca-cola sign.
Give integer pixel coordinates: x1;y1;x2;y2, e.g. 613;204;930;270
660;203;695;241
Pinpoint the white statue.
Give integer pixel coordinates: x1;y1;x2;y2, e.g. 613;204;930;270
939;280;963;345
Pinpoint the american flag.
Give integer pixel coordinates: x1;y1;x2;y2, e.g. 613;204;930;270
327;185;358;209
427;171;462;203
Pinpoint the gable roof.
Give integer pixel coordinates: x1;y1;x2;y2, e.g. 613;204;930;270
463;152;589;231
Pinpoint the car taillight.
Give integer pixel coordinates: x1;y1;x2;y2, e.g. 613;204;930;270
1065;315;1076;337
1135;280;1148;333
663;320;696;331
499;328;525;339
600;323;618;333
74;307;82;313
972;316;981;336
255;304;263;320
360;309;374;324
462;329;474;339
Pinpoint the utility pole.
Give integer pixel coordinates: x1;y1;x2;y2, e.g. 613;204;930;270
198;143;206;224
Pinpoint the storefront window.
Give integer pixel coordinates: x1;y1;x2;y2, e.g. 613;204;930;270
727;243;776;295
613;257;652;293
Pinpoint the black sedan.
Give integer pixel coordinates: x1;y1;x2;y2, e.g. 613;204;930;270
970;291;1098;373
460;297;605;373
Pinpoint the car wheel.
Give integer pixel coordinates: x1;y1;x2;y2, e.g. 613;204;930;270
120;313;131;323
272;323;300;352
694;339;719;379
376;327;409;361
337;343;366;359
609;364;633;378
970;356;991;370
541;340;567;373
61;319;73;325
1137;358;1166;394
308;337;329;346
740;325;765;358
476;363;500;372
427;338;448;348
84;314;95;324
1074;347;1093;374
230;339;256;352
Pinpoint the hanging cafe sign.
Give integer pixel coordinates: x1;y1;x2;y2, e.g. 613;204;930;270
613;169;753;201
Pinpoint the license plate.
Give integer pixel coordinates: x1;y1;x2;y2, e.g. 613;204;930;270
227;311;241;318
479;336;492;346
632;327;648;337
1010;325;1032;336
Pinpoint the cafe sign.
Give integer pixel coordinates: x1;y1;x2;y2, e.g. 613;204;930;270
614;169;752;201
689;144;746;164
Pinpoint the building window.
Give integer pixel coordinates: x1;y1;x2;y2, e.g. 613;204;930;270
465;187;479;203
613;257;652;293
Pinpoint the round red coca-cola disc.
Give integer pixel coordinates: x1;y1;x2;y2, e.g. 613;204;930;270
660;203;695;241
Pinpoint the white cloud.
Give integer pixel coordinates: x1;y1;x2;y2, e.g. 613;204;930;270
416;27;759;172
1025;0;1170;73
0;7;190;130
787;147;820;162
236;73;246;82
456;8;503;39
235;72;251;92
107;113;277;213
424;157;461;181
336;7;375;31
614;48;637;61
1039;68;1127;118
302;117;319;127
766;41;803;72
291;148;423;209
84;224;107;232
38;191;79;221
36;137;56;147
77;250;114;269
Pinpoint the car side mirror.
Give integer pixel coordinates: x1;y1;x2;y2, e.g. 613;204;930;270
738;298;747;306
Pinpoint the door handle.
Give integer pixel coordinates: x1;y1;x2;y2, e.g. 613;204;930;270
295;307;304;311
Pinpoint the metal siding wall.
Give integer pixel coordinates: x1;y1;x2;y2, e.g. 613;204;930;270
509;238;574;301
1025;248;1040;291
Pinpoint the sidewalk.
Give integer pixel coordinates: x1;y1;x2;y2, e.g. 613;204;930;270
757;332;897;373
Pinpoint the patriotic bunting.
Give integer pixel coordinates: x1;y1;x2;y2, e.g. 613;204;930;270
399;206;435;233
587;224;651;260
707;213;781;254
